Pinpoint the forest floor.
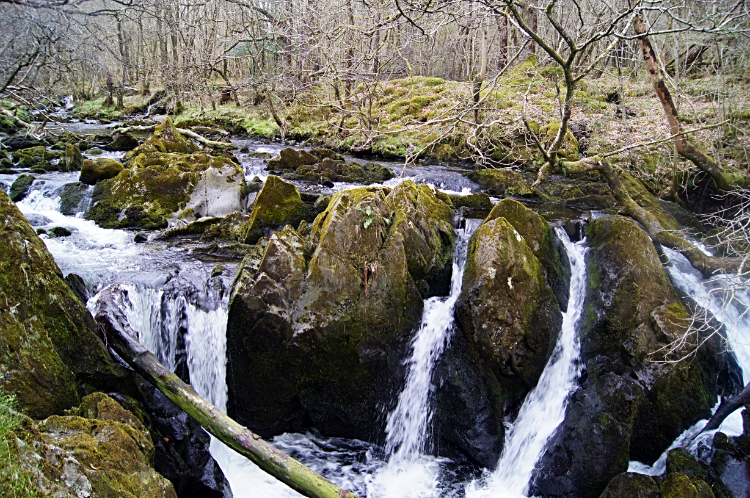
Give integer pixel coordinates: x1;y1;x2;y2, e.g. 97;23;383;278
70;59;750;195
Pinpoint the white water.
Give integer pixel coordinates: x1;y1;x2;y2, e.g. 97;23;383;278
466;227;588;498
629;246;750;475
362;218;480;498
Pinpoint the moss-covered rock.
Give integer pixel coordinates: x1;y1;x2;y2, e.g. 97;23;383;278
60;143;83;172
467;168;535;197
9;173;34;202
86;152;244;229
227;185;434;442
456;215;562;412
0;190;123;419
385;180;455;297
266;147;318;170
59;182;89;216
240;175;314;244
485;198;571;311
34;393;177;498
599;472;662;498
143;116;199;155
79;157;124;185
661;473;715;498
108;132;140;151
449;192;493;210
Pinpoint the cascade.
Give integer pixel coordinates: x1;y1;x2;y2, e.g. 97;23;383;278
466;227;588;498
629;246;750;476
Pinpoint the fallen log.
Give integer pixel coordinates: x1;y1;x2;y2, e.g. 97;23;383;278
698;382;750;435
93;291;358;498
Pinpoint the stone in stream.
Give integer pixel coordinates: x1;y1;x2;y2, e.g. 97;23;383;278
267;147;395;184
226;181;454;442
9;173;34;201
107;131;140;151
80;157;124;185
60;142;84;172
530;215;729;498
59;182;89;215
86;117;246;229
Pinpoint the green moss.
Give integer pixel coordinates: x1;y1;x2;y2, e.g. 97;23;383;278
241;175;314;244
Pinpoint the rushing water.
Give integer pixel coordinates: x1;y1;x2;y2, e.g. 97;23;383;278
465;228;588;498
628;246;750;475
7;155;597;498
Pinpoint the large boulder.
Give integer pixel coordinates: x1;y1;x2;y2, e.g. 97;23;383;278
21;393;178;498
86;152;245;229
9;173;34;202
60;142;84;172
530;216;725;498
226;184;454;441
0;189;124;419
108;132;140;151
267;147;395;184
240;175;315;244
455;212;563;412
59;182;89;215
80;157;124;185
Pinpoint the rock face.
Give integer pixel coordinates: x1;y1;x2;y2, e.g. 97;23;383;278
240;175;315;244
226;181;454;441
11;393;177;498
79;157;124;185
0;189;124;419
86;118;245;229
267;147;395;183
530;215;726;498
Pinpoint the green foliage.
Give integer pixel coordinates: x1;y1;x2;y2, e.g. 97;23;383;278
0;389;45;498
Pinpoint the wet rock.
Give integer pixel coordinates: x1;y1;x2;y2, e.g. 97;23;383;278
134;232;148;243
36;393;178;498
24;212;51;226
108;132;140;151
64;273;89;304
200;212;251;242
266;147;318;170
80;157;124;185
467;169;535;197
268;147;394;184
86;151;244;229
530;215;723;498
9;173;34;201
240;175;314;244
226;184;444;441
449;192;492;210
2;135;43;151
0;189;125;419
661;473;714;498
456;213;562;411
50;226;72;237
486;198;571;311
599;472;661;498
59;182;89;215
60;143;84;173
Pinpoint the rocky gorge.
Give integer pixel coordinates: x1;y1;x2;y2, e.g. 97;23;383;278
0;114;748;498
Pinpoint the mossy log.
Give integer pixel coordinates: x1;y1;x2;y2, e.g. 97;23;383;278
699;381;750;435
93;290;358;498
534;155;741;277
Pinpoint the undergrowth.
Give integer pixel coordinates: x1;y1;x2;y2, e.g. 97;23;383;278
0;389;43;498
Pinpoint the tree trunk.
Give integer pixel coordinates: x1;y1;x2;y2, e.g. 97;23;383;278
93;290;359;498
634;15;737;192
698;382;750;435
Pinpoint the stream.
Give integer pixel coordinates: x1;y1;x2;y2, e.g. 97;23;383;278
4;126;749;498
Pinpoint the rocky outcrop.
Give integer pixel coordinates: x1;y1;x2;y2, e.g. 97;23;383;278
8;393;177;498
79;157;124;185
240;175;315;244
61;143;84;172
267;147;395;184
0;189;125;419
86;118;245;229
530;215;726;498
226;181;454;442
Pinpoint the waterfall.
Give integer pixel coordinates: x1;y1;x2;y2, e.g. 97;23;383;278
466;227;588;498
628;246;750;476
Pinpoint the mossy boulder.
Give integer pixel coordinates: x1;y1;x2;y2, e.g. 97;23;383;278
456;215;562;412
293;158;395;184
9;173;34;201
661;473;715;498
34;393;177;498
86;152;244;229
240;175;315;244
266;147;319;170
531;215;724;498
227;185;442;442
385;180;455;297
79;157;124;185
59;182;89;215
60;143;83;172
108;132;139;151
449;192;493;210
143;116;199;155
467;168;535;197
0;190;123;419
599;472;661;498
485;198;571;310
